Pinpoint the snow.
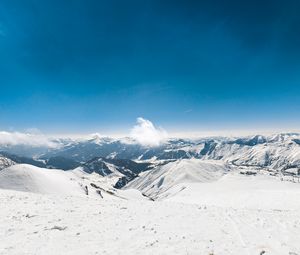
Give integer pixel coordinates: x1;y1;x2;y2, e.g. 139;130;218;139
166;172;300;210
1;184;300;255
120;189;150;200
0;164;121;199
1;163;300;254
0;164;85;196
126;159;228;199
200;134;300;171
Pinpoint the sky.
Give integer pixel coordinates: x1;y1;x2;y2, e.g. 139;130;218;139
0;0;300;135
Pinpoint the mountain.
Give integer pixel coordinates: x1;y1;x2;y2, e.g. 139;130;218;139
37;133;300;172
1;133;300;190
39;136;198;162
126;159;229;199
82;157;153;188
0;152;81;171
200;133;300;171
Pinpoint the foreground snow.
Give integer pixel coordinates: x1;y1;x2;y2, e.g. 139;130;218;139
1;164;300;254
166;172;300;210
1;187;300;255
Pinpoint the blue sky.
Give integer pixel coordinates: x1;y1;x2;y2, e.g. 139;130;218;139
0;0;300;134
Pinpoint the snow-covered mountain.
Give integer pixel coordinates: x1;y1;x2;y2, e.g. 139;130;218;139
35;133;300;172
126;159;229;199
1;132;300;168
200;134;300;171
1;133;300;192
81;157;154;188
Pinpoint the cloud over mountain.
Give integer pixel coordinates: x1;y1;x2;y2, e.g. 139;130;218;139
0;131;56;147
130;118;168;147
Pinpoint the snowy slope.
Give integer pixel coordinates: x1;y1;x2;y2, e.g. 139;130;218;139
126;159;228;199
0;164;148;201
166;172;300;210
0;164;86;195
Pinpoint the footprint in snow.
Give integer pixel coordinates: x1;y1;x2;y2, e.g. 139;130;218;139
45;226;67;231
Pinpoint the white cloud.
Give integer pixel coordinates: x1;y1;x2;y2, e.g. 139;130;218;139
130;117;168;147
0;131;57;148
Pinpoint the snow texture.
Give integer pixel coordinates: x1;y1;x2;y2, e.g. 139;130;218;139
1;164;300;254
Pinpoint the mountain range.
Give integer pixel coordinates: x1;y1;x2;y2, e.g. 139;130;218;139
1;133;300;192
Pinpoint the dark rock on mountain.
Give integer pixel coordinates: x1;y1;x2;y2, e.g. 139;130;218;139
231;135;267;146
46;156;81;170
82;158;113;176
114;176;135;189
82;157;152;177
82;157;154;188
